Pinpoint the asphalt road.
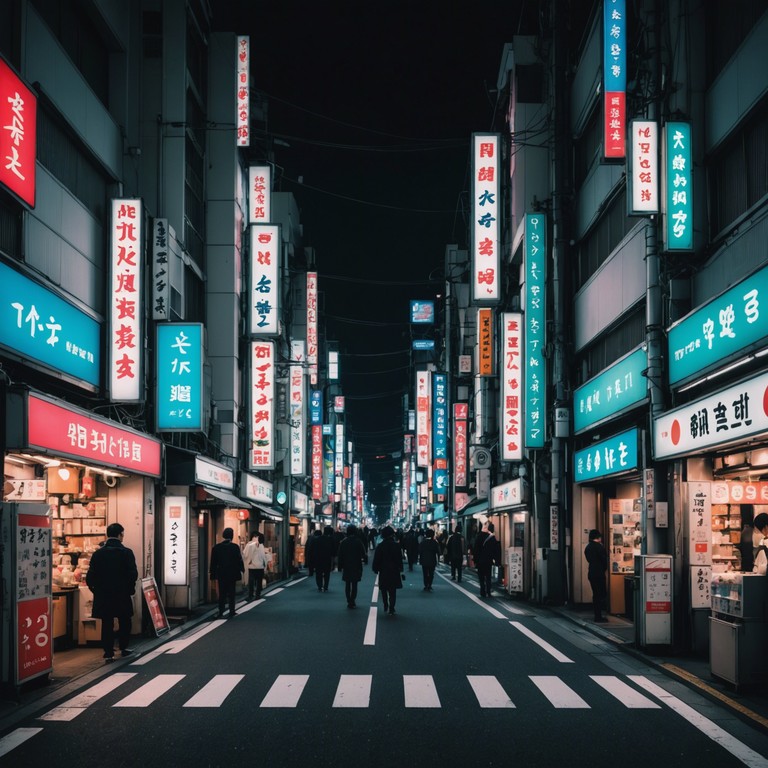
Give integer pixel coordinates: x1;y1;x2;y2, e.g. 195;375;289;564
2;564;768;768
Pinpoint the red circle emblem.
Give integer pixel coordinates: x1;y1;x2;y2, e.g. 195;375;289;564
670;419;681;446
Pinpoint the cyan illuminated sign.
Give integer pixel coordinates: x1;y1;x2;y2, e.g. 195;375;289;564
665;122;693;251
432;373;447;459
0;260;100;387
668;263;768;386
574;428;639;483
156;323;203;431
574;347;647;433
525;213;546;448
310;390;323;425
413;339;435;351
410;301;434;324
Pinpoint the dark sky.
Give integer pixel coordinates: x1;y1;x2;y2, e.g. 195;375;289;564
214;2;533;511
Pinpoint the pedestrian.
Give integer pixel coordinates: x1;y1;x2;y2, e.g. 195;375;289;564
337;524;368;608
209;527;244;618
243;531;268;600
85;522;138;663
418;528;440;591
372;525;404;615
313;525;335;592
446;524;466;582
476;521;501;597
750;513;768;575
403;526;418;571
584;529;608;622
470;521;489;569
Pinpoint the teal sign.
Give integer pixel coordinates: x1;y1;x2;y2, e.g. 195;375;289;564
156;323;203;431
668;263;768;386
574;348;647;433
524;213;546;448
0;260;100;387
574;428;639;483
665;122;693;251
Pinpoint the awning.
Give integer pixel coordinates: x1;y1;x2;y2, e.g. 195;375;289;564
457;498;488;518
199;485;252;508
250;503;283;521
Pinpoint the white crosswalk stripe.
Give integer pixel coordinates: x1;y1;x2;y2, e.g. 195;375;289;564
183;674;245;707
530;675;590;708
468;675;516;708
590;675;660;708
404;675;441;708
260;674;309;707
39;673;137;721
332;674;372;708
113;674;185;707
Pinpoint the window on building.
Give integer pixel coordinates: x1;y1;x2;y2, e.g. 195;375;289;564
705;3;767;88
0;196;21;260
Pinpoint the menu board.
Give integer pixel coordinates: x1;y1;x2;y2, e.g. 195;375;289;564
506;548;524;592
609;498;641;573
141;577;170;636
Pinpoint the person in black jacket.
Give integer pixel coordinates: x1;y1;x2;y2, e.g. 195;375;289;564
446;525;466;582
372;525;404;615
312;526;336;592
86;522;139;663
209;527;244;618
584;529;608;622
337;524;368;608
476;521;501;597
418;528;441;591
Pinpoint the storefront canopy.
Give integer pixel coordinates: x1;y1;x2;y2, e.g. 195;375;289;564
199;486;252;508
250;503;283;521
457;498;489;519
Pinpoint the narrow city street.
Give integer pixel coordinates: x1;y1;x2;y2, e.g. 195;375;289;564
2;566;768;768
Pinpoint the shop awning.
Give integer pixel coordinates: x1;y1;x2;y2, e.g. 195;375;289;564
458;498;489;519
199;486;252;508
250;503;284;521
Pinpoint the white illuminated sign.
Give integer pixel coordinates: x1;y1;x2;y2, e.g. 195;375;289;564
471;133;500;303
236;36;249;147
249;340;275;469
248;165;271;224
249;224;280;335
163;496;188;586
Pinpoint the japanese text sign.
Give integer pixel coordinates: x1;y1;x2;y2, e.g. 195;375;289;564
312;424;323;499
24;392;161;476
152;218;171;321
0;57;36;207
664;122;693;251
163;496;188;586
0;259;100;388
524;214;546;448
109;199;144;402
501;312;523;461
654;370;768;459
248;165;271;223
432;373;447;460
416;370;431;468
629;120;658;214
156;323;203;431
477;308;493;376
686;482;711;566
236;36;249;146
574;427;639;482
603;0;626;159
290;356;306;476
471;133;500;303
410;300;435;323
307;272;318;386
249;340;275;469
249;224;280;335
667;263;767;386
454;403;468;489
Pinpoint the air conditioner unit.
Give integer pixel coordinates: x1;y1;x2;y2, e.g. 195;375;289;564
471;447;492;470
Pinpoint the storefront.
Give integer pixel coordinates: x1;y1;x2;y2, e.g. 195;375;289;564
164;449;252;611
290;489;311;569
1;388;162;687
489;479;527;596
241;472;285;584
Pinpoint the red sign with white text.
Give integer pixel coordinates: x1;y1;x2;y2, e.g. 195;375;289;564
0;57;37;207
26;393;162;476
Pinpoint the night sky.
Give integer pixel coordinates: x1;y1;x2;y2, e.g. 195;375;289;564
214;1;534;513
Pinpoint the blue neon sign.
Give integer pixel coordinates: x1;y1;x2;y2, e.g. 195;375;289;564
156;323;203;431
574;428;639;483
665;122;693;251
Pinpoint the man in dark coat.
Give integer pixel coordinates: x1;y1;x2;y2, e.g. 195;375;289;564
337;524;368;608
312;526;336;592
86;522;138;663
446;525;466;582
585;529;609;622
476;521;501;597
418;528;441;591
209;527;244;618
402;527;418;571
372;525;404;615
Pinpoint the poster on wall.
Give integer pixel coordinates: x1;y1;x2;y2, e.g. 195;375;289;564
609;498;641;573
686;481;711;566
690;565;711;609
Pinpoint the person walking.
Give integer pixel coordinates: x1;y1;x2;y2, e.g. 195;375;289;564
372;525;404;615
243;531;268;600
446;524;466;582
313;525;336;592
418;528;441;591
209;527;244;618
86;522;139;663
476;521;501;597
470;521;489;569
403;527;418;571
584;529;609;622
337;524;368;608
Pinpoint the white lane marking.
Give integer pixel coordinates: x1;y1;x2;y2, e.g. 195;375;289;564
130;648;166;666
629;675;768;767
436;572;506;618
164;620;224;656
364;607;377;646
467;675;515;708
113;674;185;707
183;674;244;707
260;674;309;707
237;599;263;613
404;675;441;708
38;673;137;720
0;728;43;757
530;676;589;708
499;601;530;616
509;621;574;663
266;587;284;596
372;585;379;602
284;576;307;587
332;674;372;708
590;676;660;709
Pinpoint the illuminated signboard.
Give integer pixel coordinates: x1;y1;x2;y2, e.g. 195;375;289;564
471;133;500;303
603;0;626;159
109;199;143;402
0;259;99;388
0;56;37;207
152;218;171;321
477;307;493;376
454;403;468;489
249;340;275;469
410;300;435;323
290;341;306;476
307;272;318;386
574;428;639;483
432;373;447;460
629;120;659;215
163;496;188;586
524;213;546;448
156;323;203;431
501;312;523;461
249;224;280;336
236;36;249;146
416;370;431;468
664;121;693;251
248;165;271;223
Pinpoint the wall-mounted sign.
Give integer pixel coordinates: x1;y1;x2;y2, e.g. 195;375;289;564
0;260;100;389
163;496;188;586
501;312;523;461
249;340;275;469
152;218;171;321
311;424;323;500
574;428;639;483
628;120;658;215
195;455;234;490
109;199;143;402
453;403;468;489
603;0;626;159
574;347;647;433
307;272;318;386
432;373;447;460
242;471;273;504
490;478;524;509
667;263;767;386
249;224;280;336
410;300;434;324
248;165;271;223
0;56;37;207
156;323;203;431
289;341;306;476
654;370;768;460
664;121;693;251
236;36;249;146
310;389;323;425
413;339;435;351
524;213;546;448
416;370;431;468
477;308;493;376
471;133;500;303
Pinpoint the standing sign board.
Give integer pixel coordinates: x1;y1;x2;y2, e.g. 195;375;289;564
639;554;673;646
141;577;170;636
